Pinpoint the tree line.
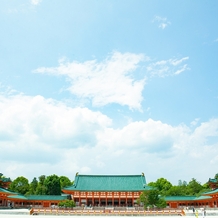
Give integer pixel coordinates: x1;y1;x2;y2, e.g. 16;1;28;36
148;177;210;197
7;174;73;195
139;177;211;209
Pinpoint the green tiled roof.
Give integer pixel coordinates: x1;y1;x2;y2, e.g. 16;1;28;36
208;178;218;183
8;195;28;200
8;195;68;201
195;195;212;200
164;195;211;201
164;196;196;201
203;188;218;195
26;195;68;201
0;187;16;194
63;174;152;192
0;177;12;183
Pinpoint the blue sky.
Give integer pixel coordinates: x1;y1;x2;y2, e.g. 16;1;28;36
1;0;218;185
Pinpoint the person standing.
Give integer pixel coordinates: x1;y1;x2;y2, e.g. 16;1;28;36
204;209;206;218
195;210;198;218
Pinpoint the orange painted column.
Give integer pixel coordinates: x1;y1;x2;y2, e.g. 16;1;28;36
126;194;127;206
79;194;81;206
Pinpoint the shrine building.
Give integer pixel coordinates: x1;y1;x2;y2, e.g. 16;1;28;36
208;175;218;190
62;173;152;207
0;174;11;189
1;172;218;209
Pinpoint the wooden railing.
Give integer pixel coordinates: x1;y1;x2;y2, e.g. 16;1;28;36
32;208;185;216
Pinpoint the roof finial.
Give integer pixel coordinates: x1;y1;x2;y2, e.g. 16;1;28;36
142;172;144;176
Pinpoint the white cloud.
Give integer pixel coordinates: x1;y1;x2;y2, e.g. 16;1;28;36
147;57;189;77
0;93;218;184
34;52;189;110
31;0;42;6
0;93;111;150
152;16;171;29
35;52;146;110
190;118;200;126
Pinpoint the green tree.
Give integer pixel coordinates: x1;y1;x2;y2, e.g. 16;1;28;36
27;177;38;195
186;178;203;195
58;199;76;208
44;174;61;195
178;179;188;187
9;176;29;195
148;178;172;196
0;173;3;187
38;175;46;185
139;189;167;209
59;176;72;189
35;175;47;195
165;185;184;196
156;197;167;208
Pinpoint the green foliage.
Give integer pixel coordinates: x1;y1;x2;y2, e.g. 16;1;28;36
0;173;3;187
58;199;76;208
139;190;167;209
35;175;47;195
186;178;203;195
156;197;167;208
148;178;172;196
9;176;29;195
178;180;187;186
27;177;38;195
5;174;73;196
148;177;205;197
165;185;184;196
44;174;61;195
38;175;46;185
35;183;47;195
59;176;73;189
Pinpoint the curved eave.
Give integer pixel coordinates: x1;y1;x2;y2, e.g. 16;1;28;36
0;188;18;195
203;189;218;195
7;195;27;200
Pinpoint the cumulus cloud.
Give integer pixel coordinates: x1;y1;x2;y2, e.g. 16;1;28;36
97;119;176;154
95;118;218;183
147;57;189;77
1;93;218;184
34;52;189;110
152;16;171;29
35;52;146;110
0;94;111;157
